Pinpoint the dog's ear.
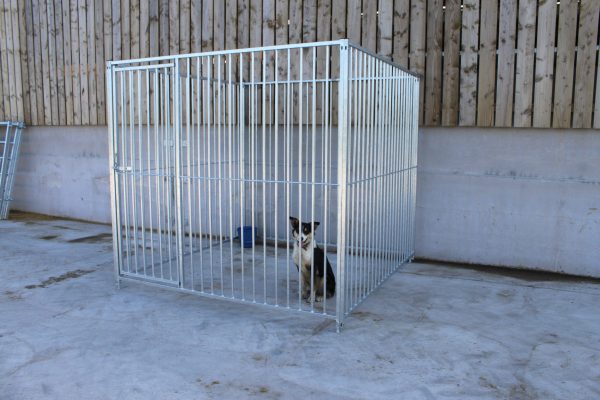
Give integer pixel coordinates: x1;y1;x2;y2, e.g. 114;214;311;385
312;221;320;230
289;216;299;229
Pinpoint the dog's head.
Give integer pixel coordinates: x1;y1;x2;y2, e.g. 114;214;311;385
289;217;320;249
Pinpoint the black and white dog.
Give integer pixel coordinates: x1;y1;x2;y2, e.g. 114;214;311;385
289;217;336;302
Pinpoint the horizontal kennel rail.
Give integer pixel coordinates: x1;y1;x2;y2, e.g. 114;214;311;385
107;40;419;331
0;121;24;220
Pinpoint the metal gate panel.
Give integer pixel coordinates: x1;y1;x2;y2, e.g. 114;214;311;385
0;121;24;220
108;63;181;286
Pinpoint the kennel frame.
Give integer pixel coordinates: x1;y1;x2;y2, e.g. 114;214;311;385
0;121;24;220
107;40;419;331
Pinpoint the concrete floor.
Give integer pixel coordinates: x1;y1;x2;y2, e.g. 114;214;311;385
1;213;600;399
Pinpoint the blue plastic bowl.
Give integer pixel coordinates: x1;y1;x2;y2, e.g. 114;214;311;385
237;226;257;248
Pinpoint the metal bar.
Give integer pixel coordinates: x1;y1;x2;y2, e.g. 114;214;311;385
107;65;120;279
298;49;303;309
228;53;235;298
174;59;185;287
108;40;346;66
155;69;164;279
239;53;245;300
262;52;267;303
336;41;349;330
285;48;291;308
217;56;224;295
273;51;279;306
114;63;174;72
137;72;147;276
186;59;193;289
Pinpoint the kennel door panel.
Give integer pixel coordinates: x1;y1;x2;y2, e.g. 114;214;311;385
112;65;181;285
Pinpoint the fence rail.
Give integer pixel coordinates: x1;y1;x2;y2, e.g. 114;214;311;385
0;0;599;129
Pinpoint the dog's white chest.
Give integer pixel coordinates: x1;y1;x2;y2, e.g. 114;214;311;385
292;243;313;268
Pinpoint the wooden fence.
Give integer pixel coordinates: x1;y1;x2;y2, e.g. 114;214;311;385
0;0;599;128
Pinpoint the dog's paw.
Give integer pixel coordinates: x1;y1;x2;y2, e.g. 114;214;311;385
315;295;323;303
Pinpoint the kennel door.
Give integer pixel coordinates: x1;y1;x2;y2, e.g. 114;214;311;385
109;64;182;286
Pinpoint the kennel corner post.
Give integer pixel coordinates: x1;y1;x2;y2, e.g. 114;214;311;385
410;77;420;261
335;40;350;332
106;62;122;288
173;58;185;288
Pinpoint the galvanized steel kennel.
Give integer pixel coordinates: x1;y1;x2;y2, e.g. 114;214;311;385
107;40;419;330
0;121;24;220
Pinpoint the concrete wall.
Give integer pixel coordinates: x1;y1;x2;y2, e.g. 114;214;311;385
10;126;600;277
12;126;111;223
416;127;600;277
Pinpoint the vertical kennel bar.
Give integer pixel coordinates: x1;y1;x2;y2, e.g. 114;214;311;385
336;41;349;330
411;78;419;258
107;65;121;285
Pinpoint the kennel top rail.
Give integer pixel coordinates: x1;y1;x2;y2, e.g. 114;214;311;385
106;39;421;79
0;121;25;128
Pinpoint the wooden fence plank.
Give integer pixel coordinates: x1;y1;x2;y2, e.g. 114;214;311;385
572;0;600;128
214;0;224;51
513;0;536;127
191;0;202;52
39;0;52;124
532;0;557;128
121;0;130;59
410;0;426;124
288;0;301;124
4;1;18;120
346;0;361;44
53;0;67;125
225;0;237;49
377;0;392;59
140;0;149;57
16;0;29;123
425;0;443;125
495;0;517;127
263;0;275;123
112;0;121;60
104;0;113;61
169;0;179;54
62;0;74;125
249;0;261;46
70;0;82;124
202;0;213;51
361;0;376;51
149;0;158;56
25;0;38;124
47;0;60;124
331;0;345;125
316;0;331;123
95;0;106;124
87;0;98;125
32;0;45;124
130;0;140;59
159;0;168;55
476;0;498;126
459;0;479;126
441;0;460;126
275;0;288;45
237;0;249;49
552;0;577;128
179;0;190;53
392;0;409;67
78;0;90;125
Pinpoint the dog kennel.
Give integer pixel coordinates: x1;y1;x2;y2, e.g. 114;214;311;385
0;121;24;220
107;40;419;331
